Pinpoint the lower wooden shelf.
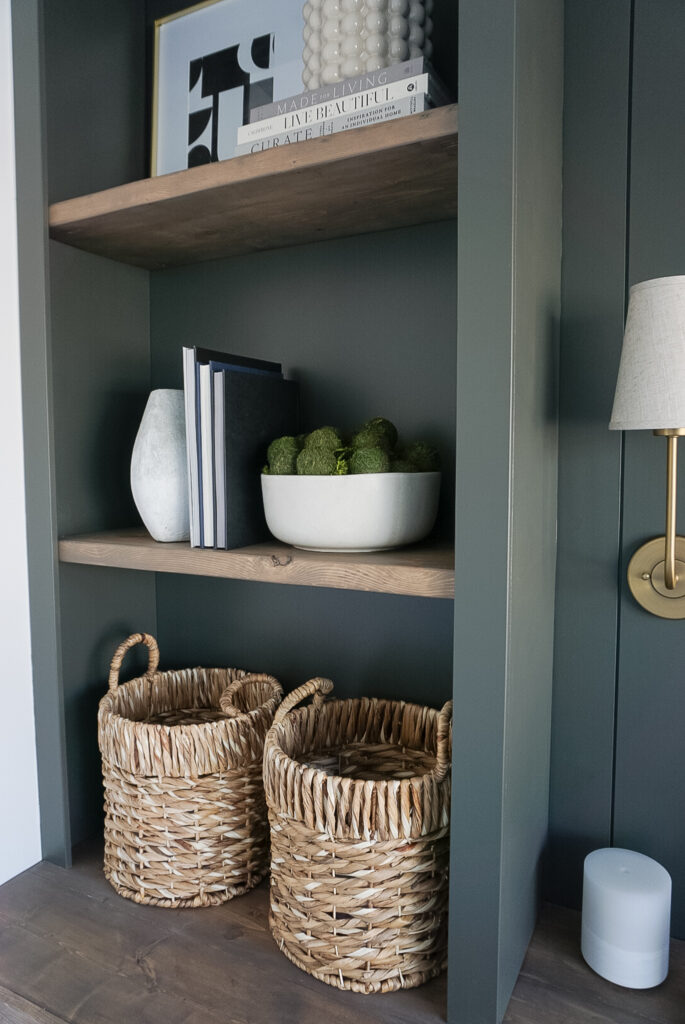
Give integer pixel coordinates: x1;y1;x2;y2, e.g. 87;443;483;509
58;529;455;599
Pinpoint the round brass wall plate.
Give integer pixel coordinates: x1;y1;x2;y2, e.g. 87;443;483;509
627;536;685;619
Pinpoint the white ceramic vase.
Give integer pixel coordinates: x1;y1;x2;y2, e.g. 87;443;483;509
302;0;434;89
130;389;190;543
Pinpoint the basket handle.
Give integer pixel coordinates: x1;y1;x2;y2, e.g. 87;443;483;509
432;700;453;782
219;673;283;718
272;677;334;727
107;633;159;693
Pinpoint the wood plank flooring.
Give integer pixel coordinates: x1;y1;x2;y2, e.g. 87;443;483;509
0;839;683;1024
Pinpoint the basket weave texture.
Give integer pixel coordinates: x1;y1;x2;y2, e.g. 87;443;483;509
263;678;452;994
98;633;282;908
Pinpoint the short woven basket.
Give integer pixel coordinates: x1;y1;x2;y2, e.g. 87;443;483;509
97;632;283;908
263;677;452;994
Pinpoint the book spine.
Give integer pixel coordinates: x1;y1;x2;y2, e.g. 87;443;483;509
199;363;215;547
249;57;428;123
234;94;429;157
213;371;227;550
237;73;430;144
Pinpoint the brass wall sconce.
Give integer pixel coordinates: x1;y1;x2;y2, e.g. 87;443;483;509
610;276;685;619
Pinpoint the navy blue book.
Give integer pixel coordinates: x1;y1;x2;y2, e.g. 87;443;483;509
213;370;299;549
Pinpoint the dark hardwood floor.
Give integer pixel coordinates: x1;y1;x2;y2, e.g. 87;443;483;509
0;839;683;1024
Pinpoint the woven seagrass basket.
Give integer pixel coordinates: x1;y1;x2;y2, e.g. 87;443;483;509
263;677;452;994
98;632;282;908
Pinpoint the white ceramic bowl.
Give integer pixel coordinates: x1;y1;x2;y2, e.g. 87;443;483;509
261;472;441;552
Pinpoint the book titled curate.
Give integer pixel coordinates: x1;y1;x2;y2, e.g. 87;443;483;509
213;370;299;550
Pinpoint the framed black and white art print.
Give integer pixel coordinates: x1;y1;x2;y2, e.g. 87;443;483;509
152;0;304;176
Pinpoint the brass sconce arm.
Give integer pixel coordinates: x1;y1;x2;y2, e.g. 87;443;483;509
654;428;685;590
627;429;685;617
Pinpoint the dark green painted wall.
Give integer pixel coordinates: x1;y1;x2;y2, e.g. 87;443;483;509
156;576;454;705
43;0;146;201
49;244;156;844
550;0;685;938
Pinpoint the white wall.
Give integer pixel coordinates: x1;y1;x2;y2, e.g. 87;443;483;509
0;0;41;884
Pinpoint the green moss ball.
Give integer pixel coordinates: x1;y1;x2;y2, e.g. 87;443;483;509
267;435;300;475
303;426;343;450
389;458;416;473
269;452;296;474
363;417;398;449
296;447;338;475
350;425;389;451
349;447;390;474
404;441;441;472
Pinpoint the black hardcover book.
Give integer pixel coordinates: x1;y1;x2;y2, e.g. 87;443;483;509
213;370;299;549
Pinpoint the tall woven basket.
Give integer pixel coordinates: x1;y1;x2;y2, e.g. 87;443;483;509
263;677;452;994
98;633;283;908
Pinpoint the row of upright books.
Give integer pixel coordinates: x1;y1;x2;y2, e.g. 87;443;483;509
183;347;299;549
234;57;451;157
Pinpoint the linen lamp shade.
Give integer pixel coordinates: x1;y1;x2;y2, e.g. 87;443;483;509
610;276;685;430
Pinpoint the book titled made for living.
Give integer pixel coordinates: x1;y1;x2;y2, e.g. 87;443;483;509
249;57;433;122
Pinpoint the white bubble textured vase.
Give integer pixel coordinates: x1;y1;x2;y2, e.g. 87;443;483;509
302;0;433;88
130;389;190;543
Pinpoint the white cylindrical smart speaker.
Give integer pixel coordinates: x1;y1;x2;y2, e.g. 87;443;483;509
581;848;671;989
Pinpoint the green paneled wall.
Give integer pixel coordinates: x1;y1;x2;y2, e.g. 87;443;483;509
613;0;685;937
550;0;685;938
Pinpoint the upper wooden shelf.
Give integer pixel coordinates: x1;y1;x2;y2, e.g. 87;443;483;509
48;105;457;269
58;529;454;599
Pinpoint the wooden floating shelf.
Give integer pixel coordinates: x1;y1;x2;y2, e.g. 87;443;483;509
58;529;455;599
48;105;458;269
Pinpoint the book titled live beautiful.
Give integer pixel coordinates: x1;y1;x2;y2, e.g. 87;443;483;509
237;73;432;144
213;370;299;550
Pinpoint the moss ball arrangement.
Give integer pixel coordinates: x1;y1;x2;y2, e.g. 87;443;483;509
263;418;440;476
